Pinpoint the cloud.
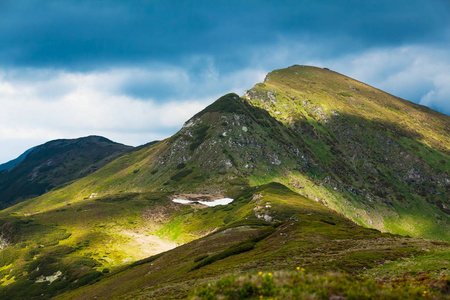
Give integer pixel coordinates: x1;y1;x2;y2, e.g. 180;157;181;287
0;67;199;162
311;46;450;115
420;73;450;115
1;0;449;163
0;1;448;69
0;63;266;163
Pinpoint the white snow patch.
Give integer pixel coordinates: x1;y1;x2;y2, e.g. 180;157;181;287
172;198;234;207
172;199;193;204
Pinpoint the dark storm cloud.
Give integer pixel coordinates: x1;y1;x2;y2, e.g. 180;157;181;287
1;0;449;163
0;0;448;70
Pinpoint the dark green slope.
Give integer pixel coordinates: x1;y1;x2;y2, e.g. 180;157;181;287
0;136;133;209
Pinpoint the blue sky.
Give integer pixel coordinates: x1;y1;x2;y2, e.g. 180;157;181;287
0;0;449;163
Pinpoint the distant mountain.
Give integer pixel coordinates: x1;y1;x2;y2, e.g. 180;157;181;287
0;147;35;171
0;135;133;209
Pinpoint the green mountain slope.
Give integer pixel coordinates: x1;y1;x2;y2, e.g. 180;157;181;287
243;66;450;239
2;93;286;214
1;183;448;299
0;136;133;209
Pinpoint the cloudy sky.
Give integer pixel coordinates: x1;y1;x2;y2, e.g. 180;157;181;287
0;0;449;163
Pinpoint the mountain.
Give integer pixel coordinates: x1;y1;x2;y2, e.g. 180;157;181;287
0;66;449;299
244;66;449;238
0;136;133;209
0;147;35;171
10;66;449;240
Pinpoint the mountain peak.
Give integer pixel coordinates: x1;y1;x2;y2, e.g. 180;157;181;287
192;93;242;119
247;65;449;153
264;65;333;82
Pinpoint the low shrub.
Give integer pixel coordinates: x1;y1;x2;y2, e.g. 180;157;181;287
170;169;193;181
192;227;275;271
192;242;255;270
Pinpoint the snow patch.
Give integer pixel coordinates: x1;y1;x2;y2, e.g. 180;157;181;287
172;198;234;207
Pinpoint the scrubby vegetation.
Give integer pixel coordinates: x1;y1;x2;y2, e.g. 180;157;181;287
192;226;277;270
192;270;450;299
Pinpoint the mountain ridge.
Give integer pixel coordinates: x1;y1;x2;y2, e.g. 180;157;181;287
4;66;449;240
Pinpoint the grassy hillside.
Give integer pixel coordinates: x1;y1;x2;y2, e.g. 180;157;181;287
243;66;450;240
3;182;448;299
0;191;212;298
0;182;326;298
55;184;450;300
